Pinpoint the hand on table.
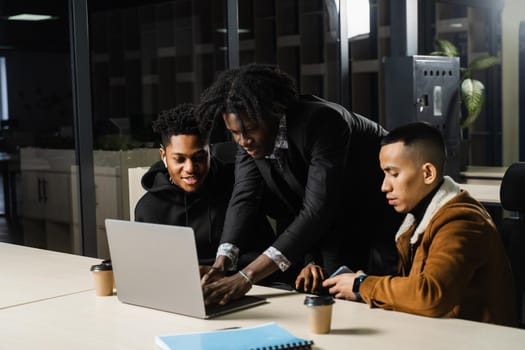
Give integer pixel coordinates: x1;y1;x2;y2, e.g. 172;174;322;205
295;264;326;293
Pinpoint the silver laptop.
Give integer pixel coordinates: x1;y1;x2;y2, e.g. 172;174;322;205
105;219;266;318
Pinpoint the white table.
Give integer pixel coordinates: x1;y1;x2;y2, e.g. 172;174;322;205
0;243;101;309
2;243;524;350
1;285;524;350
459;165;506;204
461;166;507;182
460;183;501;204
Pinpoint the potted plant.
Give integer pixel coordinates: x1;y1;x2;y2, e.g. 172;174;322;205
431;39;500;128
431;39;500;167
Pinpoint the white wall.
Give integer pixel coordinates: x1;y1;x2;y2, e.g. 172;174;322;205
502;0;525;164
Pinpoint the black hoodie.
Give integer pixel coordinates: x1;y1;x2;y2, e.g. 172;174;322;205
134;157;274;266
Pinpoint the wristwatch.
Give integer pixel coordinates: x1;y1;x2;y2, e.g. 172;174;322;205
352;274;368;301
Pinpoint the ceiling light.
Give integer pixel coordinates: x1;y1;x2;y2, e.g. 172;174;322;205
8;13;57;21
449;23;464;29
215;28;250;34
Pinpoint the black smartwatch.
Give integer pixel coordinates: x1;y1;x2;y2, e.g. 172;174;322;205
352;274;368;301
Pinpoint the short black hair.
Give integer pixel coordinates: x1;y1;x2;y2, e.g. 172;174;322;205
381;122;446;175
196;64;299;139
152;103;203;147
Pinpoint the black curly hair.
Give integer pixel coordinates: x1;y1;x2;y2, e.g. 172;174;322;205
196;64;299;140
152;103;204;148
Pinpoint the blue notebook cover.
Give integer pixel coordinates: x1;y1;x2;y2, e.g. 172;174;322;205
155;322;313;350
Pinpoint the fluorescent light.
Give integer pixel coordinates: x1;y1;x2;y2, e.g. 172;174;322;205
215;28;251;34
0;57;9;121
449;23;464;29
8;13;56;21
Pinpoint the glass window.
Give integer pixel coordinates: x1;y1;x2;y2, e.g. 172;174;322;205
87;0;228;258
238;0;342;102
0;0;79;253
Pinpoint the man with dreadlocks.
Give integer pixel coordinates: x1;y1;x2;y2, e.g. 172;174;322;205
135;103;274;270
197;64;401;305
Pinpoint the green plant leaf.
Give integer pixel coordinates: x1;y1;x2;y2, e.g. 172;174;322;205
469;55;500;71
434;39;459;57
460;67;469;80
460;79;485;128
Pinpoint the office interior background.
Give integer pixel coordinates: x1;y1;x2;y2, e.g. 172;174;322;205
0;0;523;258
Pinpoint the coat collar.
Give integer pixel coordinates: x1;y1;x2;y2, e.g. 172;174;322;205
395;176;461;244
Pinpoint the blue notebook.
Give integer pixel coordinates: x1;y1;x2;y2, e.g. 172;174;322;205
155;322;313;350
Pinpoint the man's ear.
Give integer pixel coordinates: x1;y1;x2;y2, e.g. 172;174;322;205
159;148;168;167
422;162;438;185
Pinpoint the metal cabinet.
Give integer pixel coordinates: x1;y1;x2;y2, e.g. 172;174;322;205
20;148;75;252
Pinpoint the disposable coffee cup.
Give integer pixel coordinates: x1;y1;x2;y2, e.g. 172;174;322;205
101;259;115;290
90;260;114;296
304;295;335;334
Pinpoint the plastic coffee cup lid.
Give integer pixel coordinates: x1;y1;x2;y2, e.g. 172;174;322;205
304;295;334;306
90;260;112;272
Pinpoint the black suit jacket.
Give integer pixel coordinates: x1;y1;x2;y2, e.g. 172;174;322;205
221;95;400;273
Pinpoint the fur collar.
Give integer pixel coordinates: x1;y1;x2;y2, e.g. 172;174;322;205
395;176;461;243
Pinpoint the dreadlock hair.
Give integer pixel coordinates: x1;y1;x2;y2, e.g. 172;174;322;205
196;64;299;141
152;103;203;148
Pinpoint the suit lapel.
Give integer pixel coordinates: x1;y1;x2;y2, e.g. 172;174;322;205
279;154;305;200
255;159;298;213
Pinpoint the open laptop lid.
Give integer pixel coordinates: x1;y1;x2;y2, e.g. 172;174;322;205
105;219;265;318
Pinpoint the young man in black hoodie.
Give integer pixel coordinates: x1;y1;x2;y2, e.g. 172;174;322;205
134;103;274;270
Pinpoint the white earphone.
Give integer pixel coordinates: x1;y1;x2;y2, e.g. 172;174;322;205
163;157;167;167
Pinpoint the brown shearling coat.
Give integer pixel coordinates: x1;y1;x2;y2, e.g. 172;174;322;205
360;177;516;326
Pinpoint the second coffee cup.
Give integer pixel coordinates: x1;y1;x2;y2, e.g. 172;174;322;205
90;260;114;296
304;295;335;334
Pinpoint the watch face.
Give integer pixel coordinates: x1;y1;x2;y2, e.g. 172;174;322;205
352;275;367;293
352;275;367;301
352;276;360;293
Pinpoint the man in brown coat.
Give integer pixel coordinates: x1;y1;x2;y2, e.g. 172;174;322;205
323;122;516;326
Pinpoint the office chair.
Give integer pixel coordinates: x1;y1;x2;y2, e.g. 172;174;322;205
499;162;525;328
128;167;149;221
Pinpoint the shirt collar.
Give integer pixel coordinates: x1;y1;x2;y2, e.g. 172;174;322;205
266;114;288;160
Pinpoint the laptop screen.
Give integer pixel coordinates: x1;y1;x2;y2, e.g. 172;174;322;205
105;219;265;318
